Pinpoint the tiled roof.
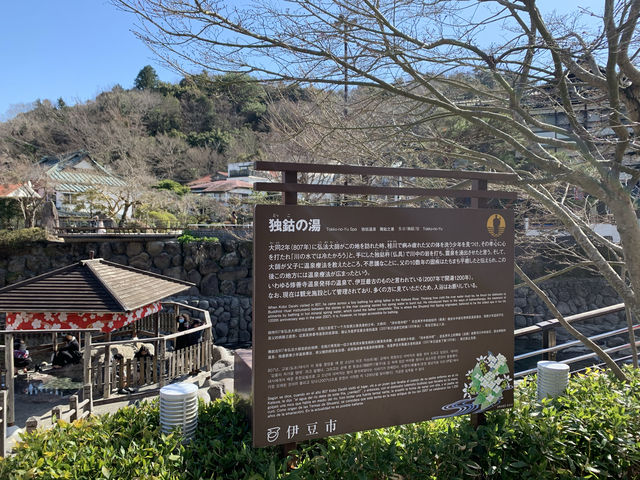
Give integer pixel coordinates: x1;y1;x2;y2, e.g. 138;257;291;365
0;259;193;313
192;179;253;193
0;183;40;198
40;151;127;189
0;184;22;197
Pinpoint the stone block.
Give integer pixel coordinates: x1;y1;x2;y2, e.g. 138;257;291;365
236;279;252;295
220;252;240;268
220;280;236;295
219;267;248;281
98;242;113;259
153;252;172;270
187;269;202;285
126;242;144;257
146;241;165;256
184;256;196;271
7;257;25;273
201;273;219;296
129;252;151;270
163;266;184;280
199;258;220;276
215;322;229;338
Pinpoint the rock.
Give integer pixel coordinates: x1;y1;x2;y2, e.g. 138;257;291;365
129;252;152;270
238;242;252;258
557;301;572;316
236;279;252;296
606;336;626;348
240;297;251;309
215;322;229;338
184;256;196;272
7;257;25;273
164;241;181;257
208;382;226;400
110;254;128;266
153;252;172;270
171;254;183;267
199;258;220;276
219;267;248;281
239;330;251;342
201;273;219;296
0;269;6;287
126;242;144;257
146;241;165;256
220;252;240;268
163;266;184;280
220;312;231;322
98;242;113;259
514;297;527;308
199;300;210;310
514;315;527;329
222;239;237;253
198;389;211;403
187;269;202;285
220;280;236;295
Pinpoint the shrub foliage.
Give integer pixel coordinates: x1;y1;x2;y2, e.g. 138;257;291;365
2;367;640;479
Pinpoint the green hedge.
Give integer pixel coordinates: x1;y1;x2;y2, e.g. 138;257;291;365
2;367;640;479
0;228;48;247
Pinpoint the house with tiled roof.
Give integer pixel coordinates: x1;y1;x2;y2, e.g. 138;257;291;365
0;182;40;199
39;151;128;218
189;161;273;205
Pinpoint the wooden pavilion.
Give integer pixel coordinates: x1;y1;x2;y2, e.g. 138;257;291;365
0;257;214;428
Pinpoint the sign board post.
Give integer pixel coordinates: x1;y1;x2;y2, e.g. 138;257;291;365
253;205;514;447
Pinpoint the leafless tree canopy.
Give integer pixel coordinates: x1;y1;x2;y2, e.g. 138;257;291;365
113;0;640;377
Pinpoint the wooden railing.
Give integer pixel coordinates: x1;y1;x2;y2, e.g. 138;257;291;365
24;393;92;434
514;302;639;378
91;301;213;402
52;226;183;236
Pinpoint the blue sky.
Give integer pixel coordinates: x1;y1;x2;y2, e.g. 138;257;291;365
0;0;603;121
0;0;180;120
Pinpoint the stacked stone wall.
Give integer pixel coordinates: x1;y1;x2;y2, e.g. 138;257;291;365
0;239;630;350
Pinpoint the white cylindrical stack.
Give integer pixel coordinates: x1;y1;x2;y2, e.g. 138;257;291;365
159;383;199;441
536;361;570;401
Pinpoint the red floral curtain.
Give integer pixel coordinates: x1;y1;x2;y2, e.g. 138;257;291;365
6;302;162;333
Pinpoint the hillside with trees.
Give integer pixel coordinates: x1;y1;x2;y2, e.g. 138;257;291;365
0;66;312;183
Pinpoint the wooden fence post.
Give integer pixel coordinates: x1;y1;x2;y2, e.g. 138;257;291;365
542;329;557;361
103;334;111;399
83;332;92;411
25;416;38;434
0;389;6;457
51;406;61;423
5;333;14;427
159;339;166;387
69;395;78;422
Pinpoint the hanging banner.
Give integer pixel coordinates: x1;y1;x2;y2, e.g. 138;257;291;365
6;302;162;333
253;205;514;447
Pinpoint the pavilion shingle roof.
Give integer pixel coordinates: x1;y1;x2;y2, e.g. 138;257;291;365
0;259;193;313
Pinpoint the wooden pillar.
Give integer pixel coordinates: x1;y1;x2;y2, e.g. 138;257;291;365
103;332;111;399
283;170;298;206
83;331;93;412
5;333;14;426
154;312;160;338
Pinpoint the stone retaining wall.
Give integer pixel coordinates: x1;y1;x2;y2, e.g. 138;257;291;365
0;239;252;346
0;239;630;351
